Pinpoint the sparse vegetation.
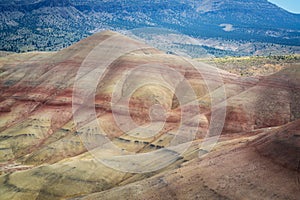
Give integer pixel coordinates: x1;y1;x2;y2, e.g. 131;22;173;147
196;54;300;76
0;0;299;56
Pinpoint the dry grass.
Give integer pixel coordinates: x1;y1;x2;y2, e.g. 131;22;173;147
196;54;300;76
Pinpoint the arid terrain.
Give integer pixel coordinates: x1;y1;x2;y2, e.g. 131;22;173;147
0;31;299;200
196;54;300;76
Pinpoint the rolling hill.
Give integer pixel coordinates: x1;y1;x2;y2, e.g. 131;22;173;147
0;31;299;199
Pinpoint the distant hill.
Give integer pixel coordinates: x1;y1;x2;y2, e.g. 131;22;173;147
0;0;299;56
196;54;300;76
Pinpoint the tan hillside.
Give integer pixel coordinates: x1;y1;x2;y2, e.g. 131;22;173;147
0;31;299;199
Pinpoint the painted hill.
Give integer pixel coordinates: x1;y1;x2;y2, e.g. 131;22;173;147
0;31;299;199
77;120;300;200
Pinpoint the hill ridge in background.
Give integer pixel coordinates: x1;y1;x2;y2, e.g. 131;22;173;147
0;0;299;57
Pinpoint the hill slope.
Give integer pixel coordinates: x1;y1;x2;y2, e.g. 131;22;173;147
0;31;299;199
